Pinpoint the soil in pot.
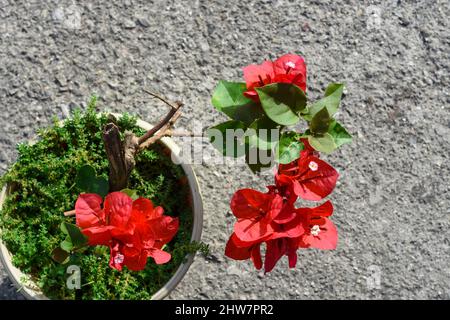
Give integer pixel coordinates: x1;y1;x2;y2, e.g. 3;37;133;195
0;105;203;300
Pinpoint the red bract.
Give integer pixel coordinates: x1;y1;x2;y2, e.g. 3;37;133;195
230;189;283;243
227;187;308;273
242;60;275;101
226;180;339;273
297;200;338;250
262;201;337;272
277;140;339;201
225;233;262;270
75;192;178;271
264;237;299;273
224;138;340;273
243;54;307;101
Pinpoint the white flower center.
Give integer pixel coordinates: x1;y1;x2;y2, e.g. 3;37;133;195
285;61;296;69
309;161;318;171
311;225;321;236
114;253;124;264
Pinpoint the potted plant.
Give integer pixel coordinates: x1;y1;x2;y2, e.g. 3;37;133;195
0;93;205;299
208;53;352;273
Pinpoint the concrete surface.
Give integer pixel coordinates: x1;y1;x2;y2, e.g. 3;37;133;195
0;0;449;299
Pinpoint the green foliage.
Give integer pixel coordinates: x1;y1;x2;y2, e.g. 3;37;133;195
51;247;70;264
0;104;203;300
304;83;344;120
275;132;304;164
246;116;280;151
328;120;353;147
75;165;109;198
209;80;351;170
245;147;274;174
309;107;332;137
256;83;307;126
208;120;246;158
211;81;263;126
120;189;139;200
308;133;337;154
60;222;88;251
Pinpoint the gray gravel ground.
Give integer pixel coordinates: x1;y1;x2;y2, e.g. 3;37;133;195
0;0;449;300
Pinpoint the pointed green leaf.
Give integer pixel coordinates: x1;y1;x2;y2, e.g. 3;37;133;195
75;165;109;197
310;107;332;136
246;116;281;151
207;120;247;158
60;238;74;252
89;177;109;198
328;120;352;147
211;81;263;126
276;132;304;164
245;147;274;173
121;188;139;200
75;165;96;190
306;83;344;119
308;133;337;154
256;83;307;126
52;247;70;264
60;222;88;249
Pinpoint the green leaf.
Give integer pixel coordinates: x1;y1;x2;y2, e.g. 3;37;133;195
310;107;332;136
256;83;307;126
276;132;304;164
60;222;88;249
246;116;281;151
245;147;274;173
308;133;337;154
211;81;263;126
52;247;70;264
307;83;344;119
328;120;352;147
207;120;246;158
75;165;96;189
121;188;139;200
75;165;109;198
60;239;74;252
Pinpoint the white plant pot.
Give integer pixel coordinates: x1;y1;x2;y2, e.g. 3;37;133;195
0;115;203;300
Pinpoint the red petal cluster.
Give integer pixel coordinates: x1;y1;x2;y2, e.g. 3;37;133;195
243;53;307;101
226;140;339;273
75;192;179;271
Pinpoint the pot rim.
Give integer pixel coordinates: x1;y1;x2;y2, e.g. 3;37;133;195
0;114;203;300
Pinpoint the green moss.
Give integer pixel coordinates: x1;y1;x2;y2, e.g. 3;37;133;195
0;101;202;300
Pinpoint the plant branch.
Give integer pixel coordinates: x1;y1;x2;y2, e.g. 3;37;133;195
139;107;182;150
165;129;203;137
138;90;183;146
101;91;183;191
64;209;76;217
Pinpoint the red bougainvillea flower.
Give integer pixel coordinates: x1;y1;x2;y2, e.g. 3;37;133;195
242;60;275;100
225;233;263;270
75;192;178;271
226;187;307;272
230;188;283;243
272;54;307;90
277;140;339;201
297;200;338;250
262;201;337;272
225;184;339;273
264;237;299;273
243;54;307;101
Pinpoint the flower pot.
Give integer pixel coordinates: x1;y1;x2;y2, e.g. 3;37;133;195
0;114;203;300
